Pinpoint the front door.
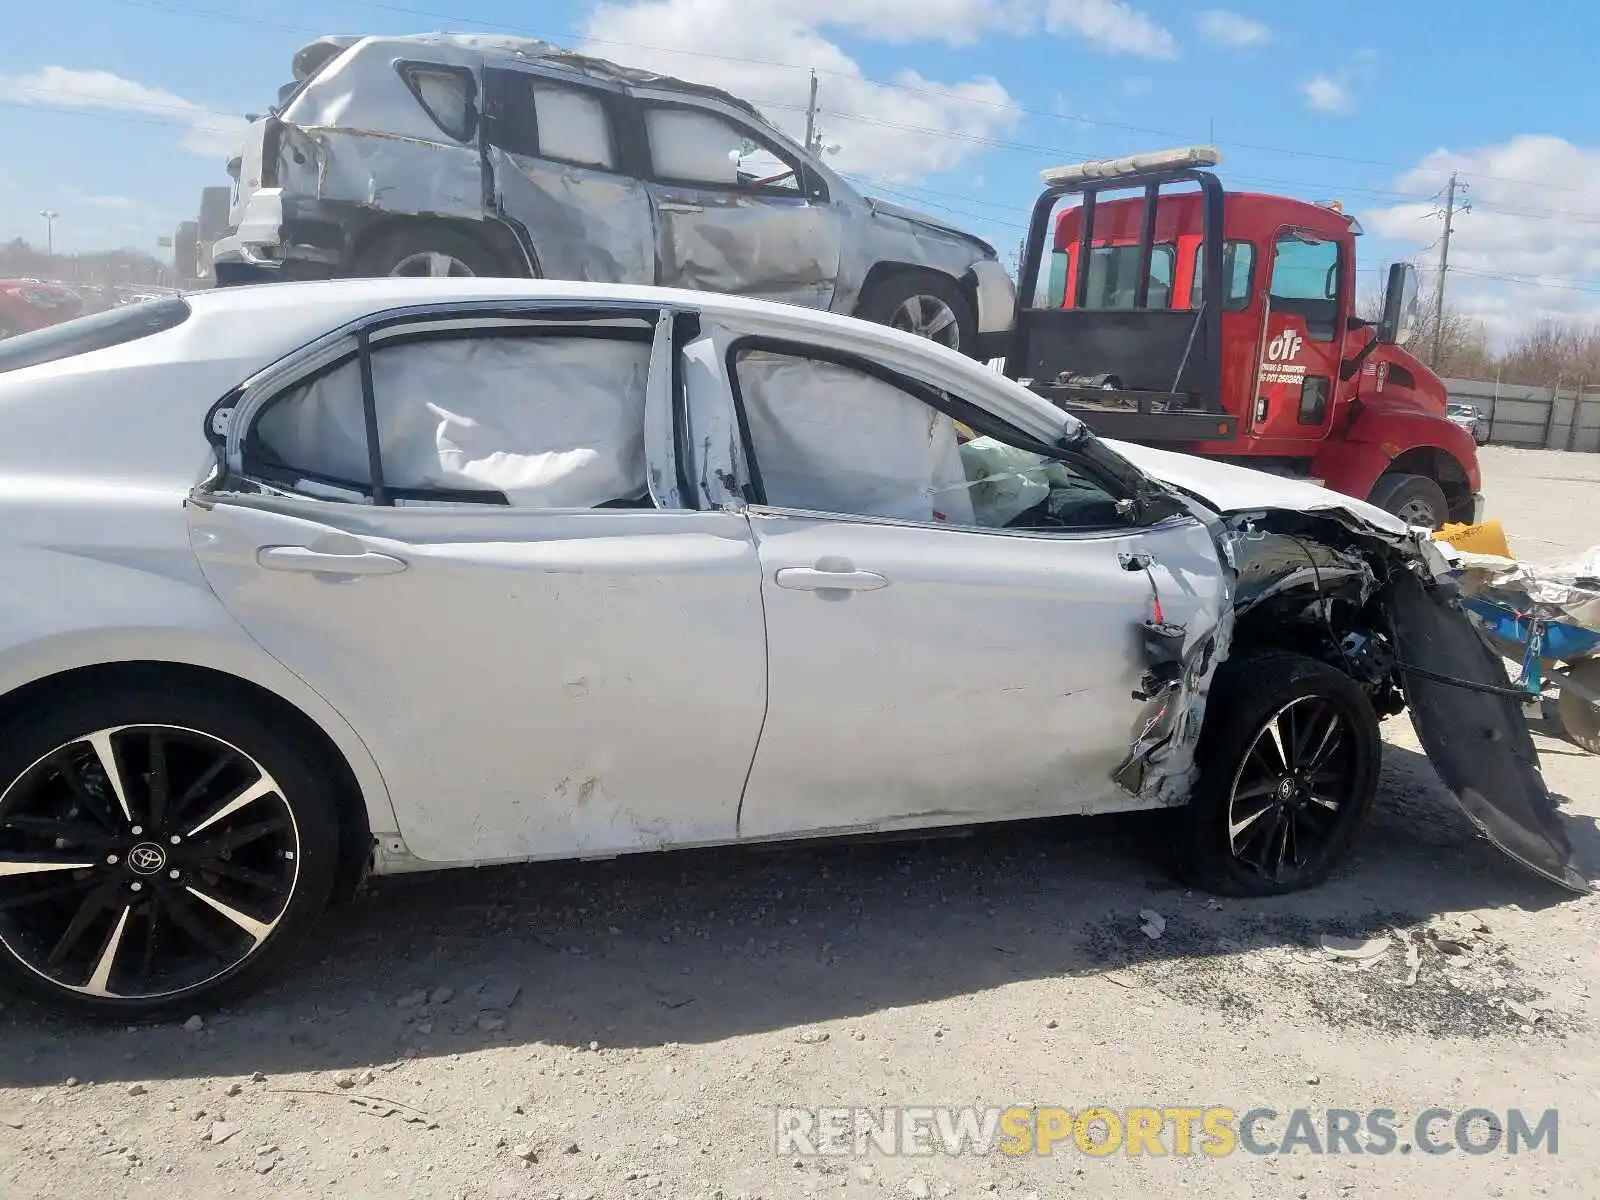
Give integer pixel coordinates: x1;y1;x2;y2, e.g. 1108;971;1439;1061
638;102;844;308
188;307;767;865
1250;230;1345;442
706;339;1230;841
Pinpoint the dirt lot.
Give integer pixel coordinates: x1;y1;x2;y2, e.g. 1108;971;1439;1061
1;448;1596;1200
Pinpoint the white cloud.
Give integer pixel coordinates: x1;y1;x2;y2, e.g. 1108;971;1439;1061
1044;0;1176;58
1302;73;1353;114
0;66;245;159
1197;9;1269;47
581;0;1175;181
1364;136;1600;337
72;192;136;210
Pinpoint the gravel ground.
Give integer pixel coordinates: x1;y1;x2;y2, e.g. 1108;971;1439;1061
1;450;1596;1200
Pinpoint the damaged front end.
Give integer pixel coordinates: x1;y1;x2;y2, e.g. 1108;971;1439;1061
1180;502;1588;893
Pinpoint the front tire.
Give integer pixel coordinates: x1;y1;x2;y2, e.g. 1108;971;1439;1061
1173;650;1381;897
0;684;339;1021
1368;471;1451;530
854;272;976;356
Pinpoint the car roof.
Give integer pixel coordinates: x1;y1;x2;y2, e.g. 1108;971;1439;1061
307;33;769;123
180;278;1080;443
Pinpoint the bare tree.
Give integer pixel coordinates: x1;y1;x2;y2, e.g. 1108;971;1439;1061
1497;318;1600;388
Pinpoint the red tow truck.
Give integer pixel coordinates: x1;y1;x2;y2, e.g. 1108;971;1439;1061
1006;147;1481;528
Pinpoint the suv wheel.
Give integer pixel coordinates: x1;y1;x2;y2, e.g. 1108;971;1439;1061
854;273;975;354
353;226;509;279
1173;650;1381;897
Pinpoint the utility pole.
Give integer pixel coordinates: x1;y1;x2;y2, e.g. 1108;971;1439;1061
39;209;59;260
803;69;819;154
1431;172;1462;369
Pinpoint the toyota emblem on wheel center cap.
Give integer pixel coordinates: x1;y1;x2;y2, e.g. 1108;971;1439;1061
127;843;167;876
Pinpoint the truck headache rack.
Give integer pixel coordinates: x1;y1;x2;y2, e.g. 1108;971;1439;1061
1009;146;1236;444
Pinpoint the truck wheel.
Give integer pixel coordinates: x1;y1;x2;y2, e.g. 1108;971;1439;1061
1368;472;1450;530
352;226;511;279
854;272;975;355
1556;659;1600;755
1172;650;1381;897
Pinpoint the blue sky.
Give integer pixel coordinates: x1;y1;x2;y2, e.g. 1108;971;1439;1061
2;0;1597;335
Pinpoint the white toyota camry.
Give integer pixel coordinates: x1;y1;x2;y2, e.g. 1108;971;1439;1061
0;279;1582;1020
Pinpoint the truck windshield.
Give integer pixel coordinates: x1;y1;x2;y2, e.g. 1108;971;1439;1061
1046;244;1175;309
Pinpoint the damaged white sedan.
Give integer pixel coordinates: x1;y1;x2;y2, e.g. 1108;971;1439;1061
0;280;1583;1020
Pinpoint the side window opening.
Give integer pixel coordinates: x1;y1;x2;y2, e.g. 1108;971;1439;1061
248;330;656;509
1269;234;1341;340
1190;240;1256;310
645;107;802;194
731;348;1127;532
532;82;615;170
399;63;474;142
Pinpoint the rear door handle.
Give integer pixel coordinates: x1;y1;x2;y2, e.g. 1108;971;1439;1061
775;567;888;593
657;202;704;214
256;545;408;576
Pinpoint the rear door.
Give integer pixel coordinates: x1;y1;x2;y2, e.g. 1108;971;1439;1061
1250;230;1344;442
187;303;767;866
482;68;656;284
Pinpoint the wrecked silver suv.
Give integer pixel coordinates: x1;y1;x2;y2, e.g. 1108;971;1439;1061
205;33;1017;358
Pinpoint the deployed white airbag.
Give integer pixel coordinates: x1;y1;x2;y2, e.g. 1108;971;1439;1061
647;108;740;186
533;83;615;169
736;351;974;525
256;335;649;507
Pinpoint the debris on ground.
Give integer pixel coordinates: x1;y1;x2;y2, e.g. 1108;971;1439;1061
1138;909;1166;939
1318;933;1392;962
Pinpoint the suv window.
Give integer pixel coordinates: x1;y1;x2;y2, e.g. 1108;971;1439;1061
0;296;190;375
250;331;655;508
532;82;615;170
645;107;802;194
731;348;1124;530
399;64;473;141
1270;234;1340;340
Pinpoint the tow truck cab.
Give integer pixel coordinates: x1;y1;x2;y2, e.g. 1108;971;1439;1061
1007;146;1483;528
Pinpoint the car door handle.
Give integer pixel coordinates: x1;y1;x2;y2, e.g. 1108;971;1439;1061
774;567;889;593
657;202;704;214
256;545;408;576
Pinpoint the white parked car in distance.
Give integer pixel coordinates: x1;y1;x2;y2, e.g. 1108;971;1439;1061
0;280;1582;1020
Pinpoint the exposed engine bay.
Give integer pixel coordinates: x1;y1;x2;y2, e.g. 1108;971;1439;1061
1124;484;1587;894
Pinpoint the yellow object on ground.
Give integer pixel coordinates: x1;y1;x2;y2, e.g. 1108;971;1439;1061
1433;520;1512;559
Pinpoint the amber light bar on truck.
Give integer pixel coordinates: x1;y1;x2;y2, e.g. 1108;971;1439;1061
1040;145;1222;188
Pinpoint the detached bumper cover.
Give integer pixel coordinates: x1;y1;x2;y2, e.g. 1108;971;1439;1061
1387;570;1588;892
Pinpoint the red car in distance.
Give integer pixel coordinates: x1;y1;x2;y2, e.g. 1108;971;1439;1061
0;279;84;339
